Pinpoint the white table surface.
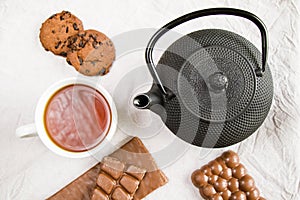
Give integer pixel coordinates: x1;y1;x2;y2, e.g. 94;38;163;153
0;0;299;199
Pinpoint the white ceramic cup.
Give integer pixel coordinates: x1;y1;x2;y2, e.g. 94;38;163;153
15;77;117;158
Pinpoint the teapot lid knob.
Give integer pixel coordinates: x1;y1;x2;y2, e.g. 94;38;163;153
208;72;228;92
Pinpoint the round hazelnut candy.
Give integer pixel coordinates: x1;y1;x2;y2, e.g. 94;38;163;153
191;169;208;188
209;160;223;175
222;151;240;168
258;197;266;200
246;187;260;200
216;157;227;169
220;189;231;200
228;178;239;192
229;191;247;200
220;168;232;180
210;193;223;200
232;164;247;179
208;175;219;185
214;177;228;192
199;187;206;198
239;174;255;192
201;164;213;176
202;184;216;198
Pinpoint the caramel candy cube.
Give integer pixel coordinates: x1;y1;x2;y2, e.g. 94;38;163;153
120;175;140;194
101;157;125;179
91;188;109;200
96;173;116;194
111;187;131;200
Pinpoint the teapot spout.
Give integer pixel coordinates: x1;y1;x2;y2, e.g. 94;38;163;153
133;94;151;109
133;91;163;109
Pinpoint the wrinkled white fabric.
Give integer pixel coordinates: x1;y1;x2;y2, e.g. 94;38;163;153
0;0;299;199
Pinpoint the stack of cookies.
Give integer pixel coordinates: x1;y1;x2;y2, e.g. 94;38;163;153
39;11;115;76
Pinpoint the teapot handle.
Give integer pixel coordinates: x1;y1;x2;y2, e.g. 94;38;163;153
145;8;268;96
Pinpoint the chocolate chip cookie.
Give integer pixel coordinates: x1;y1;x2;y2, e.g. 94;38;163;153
66;29;115;76
39;11;84;56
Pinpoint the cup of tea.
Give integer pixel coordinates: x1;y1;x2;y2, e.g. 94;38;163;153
16;77;117;158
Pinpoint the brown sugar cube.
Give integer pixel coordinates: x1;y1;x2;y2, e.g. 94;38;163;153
126;165;147;181
96;173;116;194
111;187;131;200
120;175;140;194
91;188;109;200
101;156;125;180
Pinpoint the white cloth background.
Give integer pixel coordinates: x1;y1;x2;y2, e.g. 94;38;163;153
0;0;299;199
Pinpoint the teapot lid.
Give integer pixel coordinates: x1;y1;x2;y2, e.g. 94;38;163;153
153;30;256;122
177;45;256;122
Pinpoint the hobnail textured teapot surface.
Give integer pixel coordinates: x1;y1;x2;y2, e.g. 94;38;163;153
134;8;273;148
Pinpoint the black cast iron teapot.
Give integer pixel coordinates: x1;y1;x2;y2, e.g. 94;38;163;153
133;8;273;148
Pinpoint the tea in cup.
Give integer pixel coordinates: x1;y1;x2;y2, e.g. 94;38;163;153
16;77;117;158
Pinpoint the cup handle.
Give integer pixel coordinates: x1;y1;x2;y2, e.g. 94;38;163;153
16;123;38;138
